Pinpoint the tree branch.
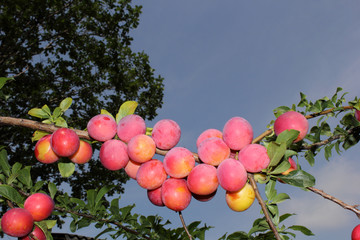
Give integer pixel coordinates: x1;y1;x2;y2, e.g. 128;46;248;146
248;174;281;240
307;186;360;219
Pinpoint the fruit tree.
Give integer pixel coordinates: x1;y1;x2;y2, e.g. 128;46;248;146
1;75;360;239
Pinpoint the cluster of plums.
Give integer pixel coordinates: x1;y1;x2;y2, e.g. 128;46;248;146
4;108;358;238
1;193;54;238
32;110;309;213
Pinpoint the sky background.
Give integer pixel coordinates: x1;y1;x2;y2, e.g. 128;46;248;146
50;1;360;240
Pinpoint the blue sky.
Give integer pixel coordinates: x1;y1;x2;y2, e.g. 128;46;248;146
51;1;360;240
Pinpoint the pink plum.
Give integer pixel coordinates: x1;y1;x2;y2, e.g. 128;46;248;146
196;128;223;148
355;110;360;122
147;187;164;207
163;147;195;178
87;114;117;142
161;178;192;211
223;117;253;151
19;226;46;240
50;128;80;157
99;139;129;170
274;111;309;142
34;134;59;164
151;119;181;150
127;134;156;163
238;144;270;173
69;140;93;164
117;114;146;143
192;190;217;202
187;163;218;195
1;208;34;237
124;159;142;180
282;157;297;175
352;224;360;240
24;193;54;221
217;158;248;192
197;137;230;166
136;159;167;190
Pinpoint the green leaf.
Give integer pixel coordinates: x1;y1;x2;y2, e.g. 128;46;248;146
100;109;115;119
269;160;290;175
95;185;114;208
267;142;287;168
0;149;11;177
28;108;50;119
273;106;291;118
265;179;277;201
289;225;314;236
0;77;13;89
31;131;49;142
271;193;290;204
48;182;57;199
58;162;75;178
277;170;315;188
304;150;315;166
41;105;52;116
17;166;32;188
87;189;96;210
116;101;138;123
52;107;62;119
275;130;299;147
0;185;24;204
44;219;57;229
279;213;295;223
59;97;72;112
54;117;68;127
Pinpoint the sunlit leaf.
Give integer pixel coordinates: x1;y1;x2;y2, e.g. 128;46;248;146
28;108;50;119
58;162;75;178
59;97;72;112
116;101;138;123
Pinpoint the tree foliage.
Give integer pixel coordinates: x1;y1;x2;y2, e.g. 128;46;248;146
0;0;164;198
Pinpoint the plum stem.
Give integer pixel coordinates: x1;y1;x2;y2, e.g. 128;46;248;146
178;211;193;240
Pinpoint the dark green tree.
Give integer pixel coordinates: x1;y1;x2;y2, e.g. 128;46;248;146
0;0;164;198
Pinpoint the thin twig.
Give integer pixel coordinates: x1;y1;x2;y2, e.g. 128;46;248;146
307;186;360;219
248;174;281;240
178;211;193;240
